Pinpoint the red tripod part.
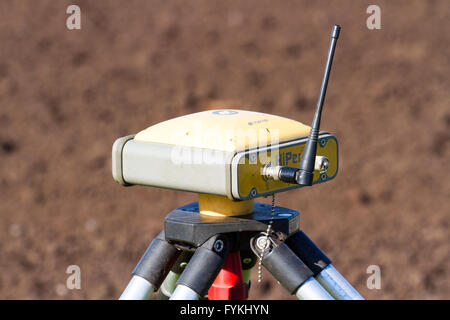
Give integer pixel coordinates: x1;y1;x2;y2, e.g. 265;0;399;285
208;251;249;300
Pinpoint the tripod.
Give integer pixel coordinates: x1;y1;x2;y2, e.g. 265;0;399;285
119;197;363;300
116;24;361;300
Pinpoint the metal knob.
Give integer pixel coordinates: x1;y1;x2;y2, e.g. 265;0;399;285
314;156;329;173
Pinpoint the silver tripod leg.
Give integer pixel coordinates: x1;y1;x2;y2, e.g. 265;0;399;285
170;285;201;300
316;265;364;300
120;275;155;300
286;230;364;300
118;230;181;300
295;277;334;300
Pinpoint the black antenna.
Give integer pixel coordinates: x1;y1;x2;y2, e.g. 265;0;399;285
297;25;340;186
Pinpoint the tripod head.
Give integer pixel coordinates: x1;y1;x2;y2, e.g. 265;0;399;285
112;25;340;209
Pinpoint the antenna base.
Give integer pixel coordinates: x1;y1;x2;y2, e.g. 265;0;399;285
296;170;314;186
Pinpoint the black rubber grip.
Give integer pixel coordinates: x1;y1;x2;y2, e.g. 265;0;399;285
286;230;331;276
262;241;314;294
132;231;180;289
176;235;229;297
279;166;299;184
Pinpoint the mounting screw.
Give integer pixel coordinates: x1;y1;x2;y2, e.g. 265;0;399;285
242;258;252;264
256;236;269;251
250;188;257;197
180;262;188;268
213;239;224;252
320;138;327;147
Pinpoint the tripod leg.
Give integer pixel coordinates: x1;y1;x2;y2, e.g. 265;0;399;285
170;234;229;300
286;231;364;300
120;230;180;300
121;275;155;300
157;251;193;300
315;265;364;300
251;234;334;300
240;249;257;286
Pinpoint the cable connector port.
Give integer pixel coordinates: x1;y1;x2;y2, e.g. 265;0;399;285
261;156;329;184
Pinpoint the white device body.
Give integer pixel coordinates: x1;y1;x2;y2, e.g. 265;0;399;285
112;132;338;200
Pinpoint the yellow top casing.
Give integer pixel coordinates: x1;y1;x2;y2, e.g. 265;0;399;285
134;109;311;152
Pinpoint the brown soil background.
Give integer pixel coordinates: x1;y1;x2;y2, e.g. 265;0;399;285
0;0;448;299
